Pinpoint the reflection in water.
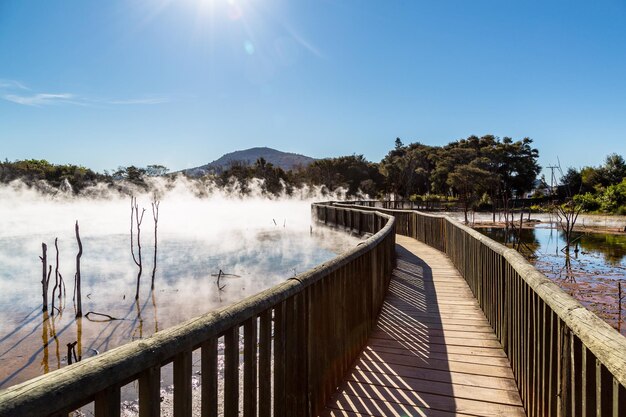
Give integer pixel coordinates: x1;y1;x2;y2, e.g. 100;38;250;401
41;311;49;374
477;225;626;335
133;298;144;341
152;290;159;333
51;313;61;370
76;316;82;362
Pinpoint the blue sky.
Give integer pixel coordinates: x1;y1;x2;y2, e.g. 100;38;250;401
1;0;625;173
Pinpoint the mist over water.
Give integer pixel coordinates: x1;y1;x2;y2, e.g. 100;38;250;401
0;178;359;388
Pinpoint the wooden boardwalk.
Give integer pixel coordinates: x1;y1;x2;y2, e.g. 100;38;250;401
323;235;525;417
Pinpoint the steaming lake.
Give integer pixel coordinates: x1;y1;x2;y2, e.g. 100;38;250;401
0;189;360;390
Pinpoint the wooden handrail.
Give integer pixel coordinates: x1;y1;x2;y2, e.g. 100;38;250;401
336;201;626;417
0;204;396;417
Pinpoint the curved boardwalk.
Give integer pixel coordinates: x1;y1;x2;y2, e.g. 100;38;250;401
323;235;525;417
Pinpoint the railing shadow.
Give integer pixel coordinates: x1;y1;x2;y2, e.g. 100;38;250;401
325;244;456;416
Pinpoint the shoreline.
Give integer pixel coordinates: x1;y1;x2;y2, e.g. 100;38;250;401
442;212;626;235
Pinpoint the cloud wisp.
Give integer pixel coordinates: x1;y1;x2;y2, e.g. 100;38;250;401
4;93;78;106
0;79;29;90
0;79;168;107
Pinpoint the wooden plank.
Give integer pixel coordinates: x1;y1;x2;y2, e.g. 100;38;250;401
612;377;619;417
372;326;499;341
358;349;511;368
326;392;521;417
201;339;217;417
173;350;192;417
258;311;272;417
243;318;257;417
355;353;516;382
357;349;515;377
365;339;508;357
94;385;121;417
139;366;160;417
274;302;286;417
368;334;504;349
224;327;239;417
334;380;527;416
346;368;523;405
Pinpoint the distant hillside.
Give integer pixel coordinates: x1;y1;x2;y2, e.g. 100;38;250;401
183;147;316;177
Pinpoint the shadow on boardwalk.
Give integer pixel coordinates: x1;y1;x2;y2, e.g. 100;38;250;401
323;236;525;417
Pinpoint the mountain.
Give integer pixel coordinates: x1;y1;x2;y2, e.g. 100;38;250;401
183;147;316;177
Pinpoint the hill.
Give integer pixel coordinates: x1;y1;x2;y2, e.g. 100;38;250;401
183;147;316;177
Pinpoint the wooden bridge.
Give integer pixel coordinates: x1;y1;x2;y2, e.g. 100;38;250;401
322;235;525;416
0;202;625;416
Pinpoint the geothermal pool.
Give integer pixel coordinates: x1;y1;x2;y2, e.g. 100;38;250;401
0;186;359;390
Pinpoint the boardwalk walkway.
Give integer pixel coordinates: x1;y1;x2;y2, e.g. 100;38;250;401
323;235;525;417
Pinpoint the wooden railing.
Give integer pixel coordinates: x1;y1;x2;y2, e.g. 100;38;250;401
337;201;626;417
0;203;396;417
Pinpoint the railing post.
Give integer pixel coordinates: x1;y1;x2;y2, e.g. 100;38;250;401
201;339;218;417
259;311;272;417
243;318;258;417
224;327;240;417
95;385;121;417
139;365;160;417
173;350;192;417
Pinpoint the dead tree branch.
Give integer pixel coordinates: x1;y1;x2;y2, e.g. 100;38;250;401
40;243;49;311
130;196;146;300
66;341;79;365
151;199;160;289
51;238;61;315
84;311;123;322
75;221;83;318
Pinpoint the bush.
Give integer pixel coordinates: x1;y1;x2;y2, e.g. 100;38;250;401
573;192;601;211
598;180;626;213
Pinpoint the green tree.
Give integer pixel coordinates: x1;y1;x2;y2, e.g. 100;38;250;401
447;157;497;223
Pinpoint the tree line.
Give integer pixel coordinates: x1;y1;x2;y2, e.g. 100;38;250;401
0;136;541;207
2;137;624;215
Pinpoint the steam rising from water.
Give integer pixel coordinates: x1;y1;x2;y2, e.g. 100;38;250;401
0;178;358;388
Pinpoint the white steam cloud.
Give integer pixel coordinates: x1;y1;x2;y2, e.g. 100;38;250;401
0;177;359;388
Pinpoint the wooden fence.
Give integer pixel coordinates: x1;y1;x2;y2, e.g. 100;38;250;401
0;204;395;417
338;201;626;417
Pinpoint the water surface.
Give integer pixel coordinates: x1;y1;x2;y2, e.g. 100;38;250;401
477;226;626;334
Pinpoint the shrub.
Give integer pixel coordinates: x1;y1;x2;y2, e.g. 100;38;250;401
573;192;601;212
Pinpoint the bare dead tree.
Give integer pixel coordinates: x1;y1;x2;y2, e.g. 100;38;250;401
39;242;54;311
40;243;49;311
58;272;66;306
130;196;139;266
46;265;52;302
554;200;583;253
51;238;61;315
130;196;146;300
151;199;160;289
211;269;240;291
66;341;79;365
216;269;225;291
74;221;83;318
